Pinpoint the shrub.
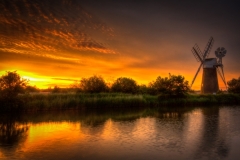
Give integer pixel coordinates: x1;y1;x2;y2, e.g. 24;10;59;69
80;75;108;93
0;71;28;111
0;71;28;99
52;86;61;93
111;77;138;93
149;74;190;96
138;84;149;94
25;85;40;93
227;77;240;93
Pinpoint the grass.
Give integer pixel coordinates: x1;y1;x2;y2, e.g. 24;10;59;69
19;93;151;112
0;92;240;112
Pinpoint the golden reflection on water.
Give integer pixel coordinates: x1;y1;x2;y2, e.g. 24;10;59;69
21;109;208;159
1;107;240;160
182;109;204;154
28;122;82;143
23;122;85;156
101;120;115;141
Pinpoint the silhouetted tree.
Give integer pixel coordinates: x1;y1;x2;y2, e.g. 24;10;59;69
0;71;28;99
69;81;82;93
80;75;108;93
150;74;190;96
111;77;138;93
138;84;150;94
25;85;40;93
0;71;28;111
52;85;61;93
227;77;240;93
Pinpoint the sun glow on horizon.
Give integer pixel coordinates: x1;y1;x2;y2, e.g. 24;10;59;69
0;68;229;91
21;73;54;89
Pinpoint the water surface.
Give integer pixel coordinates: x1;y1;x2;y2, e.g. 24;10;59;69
1;106;240;160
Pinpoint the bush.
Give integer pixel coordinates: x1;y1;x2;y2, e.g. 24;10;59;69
111;77;138;93
138;84;150;94
25;85;40;93
79;75;108;93
149;74;190;96
227;77;240;93
0;71;28;111
52;86;61;93
0;71;28;99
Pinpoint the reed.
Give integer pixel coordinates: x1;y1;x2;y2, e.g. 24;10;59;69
19;93;149;112
1;92;239;112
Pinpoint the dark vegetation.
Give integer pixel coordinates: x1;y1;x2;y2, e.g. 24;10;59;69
0;71;240;112
111;77;138;93
0;71;28;111
0;71;28;98
227;77;240;93
78;75;108;93
149;74;190;97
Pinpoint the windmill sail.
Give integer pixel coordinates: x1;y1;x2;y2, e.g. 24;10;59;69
194;44;203;57
192;47;203;62
191;63;203;87
191;37;214;88
203;37;214;59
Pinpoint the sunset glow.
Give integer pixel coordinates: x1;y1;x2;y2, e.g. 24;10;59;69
0;0;240;90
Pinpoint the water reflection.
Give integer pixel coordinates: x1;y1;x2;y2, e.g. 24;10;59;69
0;114;28;158
194;107;229;159
0;106;239;160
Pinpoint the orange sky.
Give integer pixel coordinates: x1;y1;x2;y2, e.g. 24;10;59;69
0;0;240;90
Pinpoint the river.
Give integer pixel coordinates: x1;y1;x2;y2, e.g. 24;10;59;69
0;106;240;160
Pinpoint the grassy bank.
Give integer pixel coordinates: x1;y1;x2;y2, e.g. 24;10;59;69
21;93;153;112
1;93;240;112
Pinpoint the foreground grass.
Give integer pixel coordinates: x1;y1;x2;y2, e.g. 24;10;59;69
21;93;151;111
1;92;240;112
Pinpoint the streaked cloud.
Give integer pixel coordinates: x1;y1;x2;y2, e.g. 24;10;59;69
0;0;115;58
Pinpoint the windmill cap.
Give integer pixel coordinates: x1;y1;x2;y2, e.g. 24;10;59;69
203;58;218;68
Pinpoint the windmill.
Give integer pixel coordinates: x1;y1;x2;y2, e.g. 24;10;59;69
191;37;227;94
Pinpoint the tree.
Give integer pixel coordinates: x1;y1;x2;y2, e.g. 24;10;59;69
138;84;150;94
0;71;28;99
80;75;108;93
150;74;190;96
227;77;240;93
111;77;138;93
25;85;40;93
52;86;61;93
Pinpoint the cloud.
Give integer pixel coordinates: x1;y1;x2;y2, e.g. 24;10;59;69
0;0;116;58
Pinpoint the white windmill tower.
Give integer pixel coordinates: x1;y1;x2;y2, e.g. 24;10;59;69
191;37;227;94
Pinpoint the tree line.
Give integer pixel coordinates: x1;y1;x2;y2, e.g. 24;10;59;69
1;71;240;100
70;74;189;96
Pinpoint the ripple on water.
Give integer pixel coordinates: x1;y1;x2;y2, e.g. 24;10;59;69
1;107;240;160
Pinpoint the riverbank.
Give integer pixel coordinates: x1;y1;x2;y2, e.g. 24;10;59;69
1;93;240;112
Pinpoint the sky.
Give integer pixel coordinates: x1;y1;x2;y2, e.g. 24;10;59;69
0;0;240;89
